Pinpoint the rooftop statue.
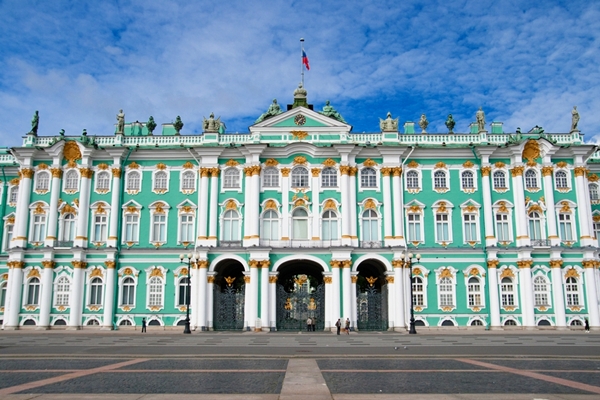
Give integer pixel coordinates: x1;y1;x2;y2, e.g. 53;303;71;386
379;112;398;132
320;100;346;123
445;114;456;134
571;106;579;132
418;114;428;133
59;129;65;137
203;112;222;133
218;121;226;134
116;109;125;134
476;107;485;132
29;110;39;136
146;116;157;135
255;99;282;123
173;116;184;134
80;129;89;144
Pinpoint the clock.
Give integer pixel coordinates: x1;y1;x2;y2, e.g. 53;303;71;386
294;114;306;126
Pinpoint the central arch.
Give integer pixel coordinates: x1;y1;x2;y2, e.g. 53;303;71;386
275;258;325;331
355;258;389;331
212;258;246;331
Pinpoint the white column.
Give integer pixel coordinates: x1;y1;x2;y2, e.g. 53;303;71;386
189;264;198;329
243;167;253;246
381;169;393;243
341;261;352;320
12;169;34;248
324;274;333;331
386;275;395;331
5;262;24;329
250;168;261;245
392;168;404;243
281;169;290;242
38;261;55;329
487;260;501;328
102;261;116;329
68;261;86;329
260;260;269;331
74;168;93;248
207;169;219;246
584;261;600;328
511;167;529;247
250;262;259;330
107;168;122;248
196;261;208;330
243;272;252;330
207;275;214;330
481;167;496;246
542;166;560;245
2;267;14;329
394;261;405;329
550;259;567;328
269;272;278;331
340;167;351;245
349;168;358;246
311;169;320;242
331;261;341;322
45;169;62;246
196;169;210;245
350;274;357;330
575;167;594;246
518;260;535;328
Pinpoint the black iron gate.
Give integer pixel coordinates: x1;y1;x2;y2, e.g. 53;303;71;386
213;281;245;330
357;282;388;331
276;277;324;331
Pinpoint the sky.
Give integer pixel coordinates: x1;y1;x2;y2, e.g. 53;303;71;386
1;0;599;146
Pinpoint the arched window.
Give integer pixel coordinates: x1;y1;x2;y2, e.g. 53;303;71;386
322;210;339;241
555;171;568;189
528;211;542;240
565;277;581;306
148;276;163;307
53;276;70;307
412;276;424;306
495;213;510;241
179;214;194;243
154;171;168;191
27;277;41;305
504;319;517;326
360;168;377;188
59;213;76;242
121;277;135;306
292;208;309;239
119;319;132;326
178;277;190;306
9;186;19;203
181;171;196;191
525;169;537;189
470;319;484;326
467;277;482;307
439;277;454;307
223;168;240;188
126;171;140;191
493;171;506;189
35;171;50;191
321;167;337;187
96;171;110;191
89;277;103;305
261;210;279;240
533;276;549;307
461;170;474;189
361;209;378;242
406;170;419;189
64;170;79;191
590;183;599;201
222;210;240;241
291;167;309;188
558;212;573;241
87;319;100;326
434;171;447;189
262;167;279;187
500;277;515;306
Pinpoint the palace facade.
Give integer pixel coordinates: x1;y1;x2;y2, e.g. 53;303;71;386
1;86;599;331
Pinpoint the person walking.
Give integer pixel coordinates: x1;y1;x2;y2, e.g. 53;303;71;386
141;318;147;333
306;317;312;332
345;318;351;335
311;317;316;332
585;318;590;333
335;318;341;335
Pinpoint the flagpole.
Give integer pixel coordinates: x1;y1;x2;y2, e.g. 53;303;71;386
300;38;304;87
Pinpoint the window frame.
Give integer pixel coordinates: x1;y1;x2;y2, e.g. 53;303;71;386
35;170;51;193
321;167;338;188
53;275;71;307
178;213;195;244
432;170;448;191
322;209;339;241
492;170;508;191
63;169;80;193
360;167;377;189
405;169;421;192
291;207;309;240
125;170;142;193
565;276;582;307
360;209;379;243
533;275;550;307
223;167;241;189
95;171;111;193
460;170;475;191
260;209;280;241
180;170;196;193
26;277;41;306
88;277;104;306
554;170;569;190
153;170;169;193
262;167;280;188
500;276;516;308
291;166;310;189
524;169;538;190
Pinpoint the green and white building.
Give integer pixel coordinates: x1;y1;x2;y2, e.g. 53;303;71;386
1;85;599;331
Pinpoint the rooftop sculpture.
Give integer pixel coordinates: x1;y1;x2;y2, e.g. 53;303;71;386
256;99;282;123
379;112;399;132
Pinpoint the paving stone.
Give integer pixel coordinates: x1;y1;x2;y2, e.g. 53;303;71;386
0;373;64;389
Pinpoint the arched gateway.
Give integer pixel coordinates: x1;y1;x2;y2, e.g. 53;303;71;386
212;259;245;330
356;260;389;331
275;260;325;331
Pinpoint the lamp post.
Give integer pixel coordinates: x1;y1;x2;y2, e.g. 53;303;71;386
401;252;421;334
179;253;197;334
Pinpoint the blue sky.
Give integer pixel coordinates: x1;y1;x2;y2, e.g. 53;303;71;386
1;0;599;145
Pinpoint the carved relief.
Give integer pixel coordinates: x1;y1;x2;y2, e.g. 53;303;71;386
322;158;336;167
522;139;540;162
63;141;82;162
225;159;240;167
264;159;279;167
363;158;377;167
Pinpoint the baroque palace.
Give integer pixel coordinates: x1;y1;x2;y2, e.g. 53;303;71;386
0;85;599;332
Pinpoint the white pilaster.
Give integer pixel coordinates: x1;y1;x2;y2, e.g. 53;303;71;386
394;262;405;329
260;261;269;331
511;166;529;247
269;272;278;331
281;171;290;241
350;273;357;330
243;168;252;246
38;261;55;329
196;169;210;246
207;274;214;330
249;169;261;245
481;167;497;246
340;167;351;245
250;262;259;330
243;272;252;330
102;260;116;329
550;257;567;328
349;167;358;246
341;260;351;320
44;170;62;247
392;168;404;246
207;169;219;246
74;168;92;248
574;167;594;246
487;258;501;328
386;274;395;331
382;169;393;244
189;264;198;329
518;258;535;328
331;261;341;322
12;170;33;248
196;261;208;330
5;262;24;329
311;169;320;242
584;260;600;328
68;260;86;329
542;166;560;246
324;273;332;331
107;168;122;248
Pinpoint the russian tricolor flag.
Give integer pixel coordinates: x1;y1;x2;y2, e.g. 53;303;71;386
302;50;310;70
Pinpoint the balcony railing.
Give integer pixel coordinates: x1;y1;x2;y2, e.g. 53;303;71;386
218;240;242;248
360;241;383;248
531;239;551;247
55;240;73;248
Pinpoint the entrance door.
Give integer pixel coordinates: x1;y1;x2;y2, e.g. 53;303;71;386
276;274;324;331
357;276;388;331
213;277;245;330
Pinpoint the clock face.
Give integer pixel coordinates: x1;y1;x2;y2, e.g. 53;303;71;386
294;114;306;126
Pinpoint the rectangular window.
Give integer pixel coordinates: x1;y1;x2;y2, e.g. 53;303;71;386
594;222;600;247
435;214;449;241
496;213;510;241
93;215;108;242
558;213;573;241
152;214;167;242
408;214;421;242
124;214;139;242
122;285;135;305
180;215;194;242
31;215;47;242
463;214;478;241
3;224;13;250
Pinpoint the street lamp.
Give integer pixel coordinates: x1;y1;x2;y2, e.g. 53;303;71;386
401;252;421;334
179;253;197;334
